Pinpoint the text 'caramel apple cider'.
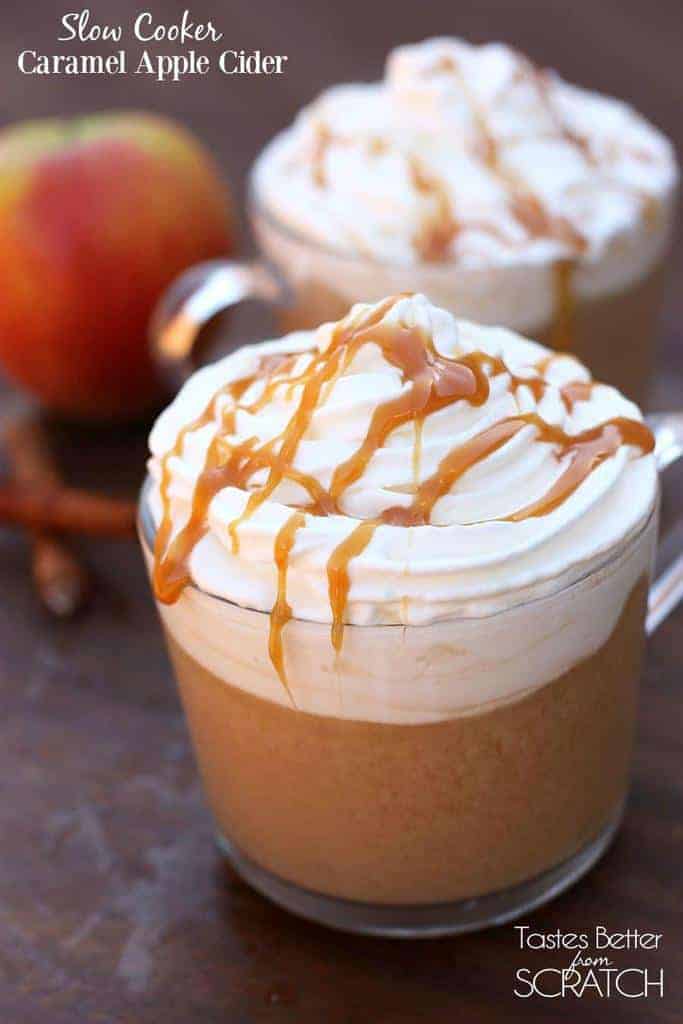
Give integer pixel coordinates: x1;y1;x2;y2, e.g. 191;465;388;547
248;38;678;405
139;292;683;935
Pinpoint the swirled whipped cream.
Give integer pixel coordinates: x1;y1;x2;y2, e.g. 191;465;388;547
148;293;656;630
253;37;677;292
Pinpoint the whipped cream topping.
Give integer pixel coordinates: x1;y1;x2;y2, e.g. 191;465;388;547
253;37;677;291
148;294;657;642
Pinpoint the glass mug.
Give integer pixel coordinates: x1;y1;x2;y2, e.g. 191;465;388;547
142;254;683;934
151;182;674;406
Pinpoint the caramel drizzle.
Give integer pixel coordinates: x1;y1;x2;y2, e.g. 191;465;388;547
505;417;654;521
311;123;333;188
309;59;589;349
441;50;661;347
153;385;233;603
409;158;460;262
269;511;306;693
417;51;592;349
224;311;377;546
560;379;593;411
310;124;388;190
413;417;424;488
310;50;659;356
426;53;586;247
153;355;290;603
154;429;260;604
409;154;527;262
326;324;491;503
152;299;653;684
551;259;576;351
328;521;377;652
381;418;524;527
153;298;400;610
532;67;596;166
533;67;661;226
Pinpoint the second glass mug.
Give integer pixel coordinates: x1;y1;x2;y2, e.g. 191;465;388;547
151;180;672;406
146;227;683;935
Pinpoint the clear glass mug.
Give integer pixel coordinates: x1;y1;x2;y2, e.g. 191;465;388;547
142;244;683;932
139;465;681;938
151;181;674;406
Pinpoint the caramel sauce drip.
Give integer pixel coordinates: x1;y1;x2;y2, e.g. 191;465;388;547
466;51;657;355
224;298;401;547
504;184;584;354
383;413;653;527
368;136;389;157
152;296;653;682
153;355;290;603
508;194;586;252
381;418;525;527
410;159;460;262
532;66;596;166
327;521;377;651
154;430;261;604
505;415;654;521
311;122;333;188
153;385;233;603
551;259;577;350
323;313;494;646
328;323;491;501
560;379;594;411
269;511;306;697
413;418;424;488
421;50;589;348
310;125;392;188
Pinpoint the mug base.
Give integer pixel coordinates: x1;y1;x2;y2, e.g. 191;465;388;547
216;802;624;938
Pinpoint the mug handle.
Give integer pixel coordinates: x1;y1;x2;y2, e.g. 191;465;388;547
646;412;683;635
149;263;683;634
149;258;289;390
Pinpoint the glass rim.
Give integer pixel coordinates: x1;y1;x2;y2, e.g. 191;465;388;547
138;475;657;628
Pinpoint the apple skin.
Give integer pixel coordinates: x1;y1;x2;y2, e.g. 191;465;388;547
0;112;234;420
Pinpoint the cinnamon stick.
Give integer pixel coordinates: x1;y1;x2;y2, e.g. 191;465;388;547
31;534;90;617
0;483;137;537
3;415;91;616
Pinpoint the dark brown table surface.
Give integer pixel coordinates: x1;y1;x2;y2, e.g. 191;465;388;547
1;1;682;1021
